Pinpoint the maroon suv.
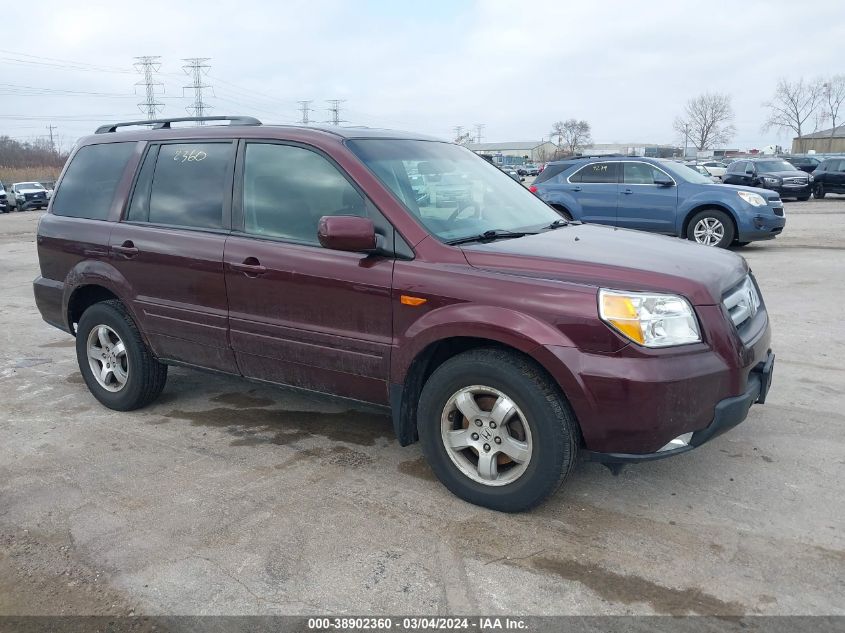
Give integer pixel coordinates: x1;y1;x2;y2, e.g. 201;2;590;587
34;116;775;511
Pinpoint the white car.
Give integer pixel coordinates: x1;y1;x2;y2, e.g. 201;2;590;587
700;161;726;179
9;182;49;211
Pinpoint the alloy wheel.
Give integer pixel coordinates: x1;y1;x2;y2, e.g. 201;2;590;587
693;217;725;246
440;385;533;486
86;324;129;392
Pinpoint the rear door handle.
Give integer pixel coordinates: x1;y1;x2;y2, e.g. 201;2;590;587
229;258;267;277
570;186;582;192
112;241;139;259
622;188;634;195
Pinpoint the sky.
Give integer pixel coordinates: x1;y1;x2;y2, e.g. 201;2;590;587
2;0;844;152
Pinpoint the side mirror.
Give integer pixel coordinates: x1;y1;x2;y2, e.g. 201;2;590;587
745;169;755;176
654;176;674;187
317;215;377;253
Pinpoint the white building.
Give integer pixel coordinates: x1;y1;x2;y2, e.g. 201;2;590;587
466;141;559;165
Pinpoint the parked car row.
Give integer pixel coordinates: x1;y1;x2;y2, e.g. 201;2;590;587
530;156;785;248
0;180;50;212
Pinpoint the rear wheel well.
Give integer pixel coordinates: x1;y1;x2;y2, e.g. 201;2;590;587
550;203;573;219
682;205;738;238
393;337;580;446
67;285;120;334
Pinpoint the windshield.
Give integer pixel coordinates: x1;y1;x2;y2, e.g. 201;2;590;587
755;161;797;172
657;160;713;184
18;182;45;190
347;139;561;243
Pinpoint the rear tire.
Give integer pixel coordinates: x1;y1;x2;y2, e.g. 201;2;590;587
417;348;579;512
75;300;167;411
686;209;734;248
813;184;826;199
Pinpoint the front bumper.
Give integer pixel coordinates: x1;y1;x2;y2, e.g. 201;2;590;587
766;183;811;198
584;350;774;464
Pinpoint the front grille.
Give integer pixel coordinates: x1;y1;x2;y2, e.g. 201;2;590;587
24;192;46;201
723;276;761;331
783;177;808;186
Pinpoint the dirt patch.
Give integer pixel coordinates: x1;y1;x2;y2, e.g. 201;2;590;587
397;457;436;481
65;373;84;384
160;407;391;447
528;556;746;615
40;339;76;349
0;528;133;616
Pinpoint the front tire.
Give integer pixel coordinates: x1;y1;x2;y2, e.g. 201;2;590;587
418;348;579;512
686;209;734;248
75;300;167;411
813;184;826;199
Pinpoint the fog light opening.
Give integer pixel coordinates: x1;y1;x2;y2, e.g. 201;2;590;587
658;432;693;452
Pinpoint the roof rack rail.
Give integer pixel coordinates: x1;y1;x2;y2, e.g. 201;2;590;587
569;153;627;159
95;115;262;134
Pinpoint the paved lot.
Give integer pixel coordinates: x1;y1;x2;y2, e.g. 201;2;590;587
0;201;843;616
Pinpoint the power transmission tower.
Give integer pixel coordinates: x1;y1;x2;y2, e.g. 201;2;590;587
182;58;213;122
133;56;164;120
46;124;57;153
474;123;486;144
297;100;314;125
325;99;347;126
452;125;464;140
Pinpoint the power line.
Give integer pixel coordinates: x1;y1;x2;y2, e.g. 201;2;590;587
133;56;164;120
182;58;213;122
46;124;57;152
325;99;347;126
297;100;314;125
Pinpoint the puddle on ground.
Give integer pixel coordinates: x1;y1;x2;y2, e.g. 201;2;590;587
159;406;391;447
212;391;275;408
397;457;436;481
528;556;745;615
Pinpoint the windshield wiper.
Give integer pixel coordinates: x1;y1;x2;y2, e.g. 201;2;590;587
545;219;568;229
446;229;536;246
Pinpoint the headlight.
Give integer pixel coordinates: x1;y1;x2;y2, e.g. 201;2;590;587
809;175;814;182
599;289;701;348
762;177;780;185
737;191;766;207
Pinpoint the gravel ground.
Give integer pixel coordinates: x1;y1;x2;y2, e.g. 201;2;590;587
0;200;843;616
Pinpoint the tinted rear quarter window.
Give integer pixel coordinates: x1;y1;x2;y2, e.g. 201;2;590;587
533;163;569;184
52;142;136;220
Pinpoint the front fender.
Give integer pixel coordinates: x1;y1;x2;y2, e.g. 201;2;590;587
392;303;576;384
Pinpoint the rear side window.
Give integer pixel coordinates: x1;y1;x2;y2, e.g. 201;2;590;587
623;162;668;184
129;142;234;229
533;163;569;184
52;142;136;220
571;162;619;184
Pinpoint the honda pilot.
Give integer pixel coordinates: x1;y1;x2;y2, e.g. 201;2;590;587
34;116;775;511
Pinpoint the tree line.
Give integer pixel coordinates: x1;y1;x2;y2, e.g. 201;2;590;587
0;136;68;169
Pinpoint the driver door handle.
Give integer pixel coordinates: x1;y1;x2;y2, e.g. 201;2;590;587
570;186;582;192
229;257;267;277
622;188;634;195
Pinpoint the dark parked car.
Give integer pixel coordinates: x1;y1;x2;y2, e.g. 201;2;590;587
531;157;785;248
784;155;824;174
34;115;775;512
811;157;845;198
722;158;812;200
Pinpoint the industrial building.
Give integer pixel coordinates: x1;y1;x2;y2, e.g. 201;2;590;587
466;141;560;165
792;126;845;154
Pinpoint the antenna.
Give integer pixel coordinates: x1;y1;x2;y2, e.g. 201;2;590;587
133;56;164;120
182;58;213;123
297;100;314;125
325;99;347;126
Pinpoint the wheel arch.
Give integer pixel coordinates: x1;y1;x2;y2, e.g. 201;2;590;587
681;203;739;239
62;261;143;339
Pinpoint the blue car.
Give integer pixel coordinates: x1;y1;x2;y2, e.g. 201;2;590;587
530;157;786;248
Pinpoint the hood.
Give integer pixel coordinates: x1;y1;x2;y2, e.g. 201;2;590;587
17;187;46;194
461;224;748;306
716;183;780;198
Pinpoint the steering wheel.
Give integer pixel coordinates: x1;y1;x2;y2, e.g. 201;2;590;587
447;199;480;222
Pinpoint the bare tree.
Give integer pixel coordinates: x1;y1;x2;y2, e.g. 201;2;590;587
763;77;824;138
673;92;736;150
821;75;845;138
551;119;592;155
